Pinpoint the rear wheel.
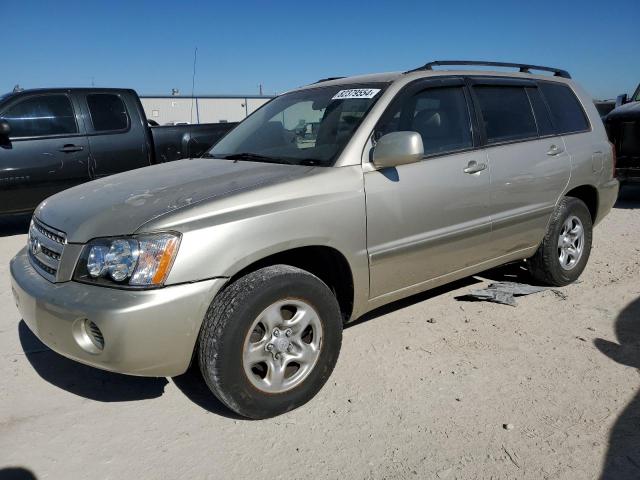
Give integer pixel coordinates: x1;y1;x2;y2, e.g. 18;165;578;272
198;265;342;419
527;197;593;286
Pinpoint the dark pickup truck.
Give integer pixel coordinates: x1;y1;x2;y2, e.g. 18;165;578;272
0;88;236;214
604;83;640;183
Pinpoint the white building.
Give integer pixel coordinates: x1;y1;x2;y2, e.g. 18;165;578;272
140;94;273;125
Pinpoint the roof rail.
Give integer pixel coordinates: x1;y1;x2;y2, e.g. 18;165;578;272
314;76;346;84
405;60;571;79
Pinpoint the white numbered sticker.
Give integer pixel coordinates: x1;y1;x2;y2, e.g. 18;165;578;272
331;88;381;100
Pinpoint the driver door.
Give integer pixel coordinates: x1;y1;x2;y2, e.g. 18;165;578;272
365;79;493;298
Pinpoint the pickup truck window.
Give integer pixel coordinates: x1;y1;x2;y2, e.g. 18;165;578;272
208;84;387;166
474;86;538;143
1;94;77;138
538;83;589;134
87;94;130;132
376;86;473;156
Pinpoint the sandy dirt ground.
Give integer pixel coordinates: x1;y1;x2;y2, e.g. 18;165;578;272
1;185;639;480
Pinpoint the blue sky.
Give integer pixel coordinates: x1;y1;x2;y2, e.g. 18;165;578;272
4;0;639;100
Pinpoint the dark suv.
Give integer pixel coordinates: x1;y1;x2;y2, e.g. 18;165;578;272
604;83;640;183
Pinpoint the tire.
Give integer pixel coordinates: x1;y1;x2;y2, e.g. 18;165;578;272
527;196;593;286
198;265;343;419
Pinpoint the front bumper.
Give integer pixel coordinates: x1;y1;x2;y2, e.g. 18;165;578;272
10;247;227;377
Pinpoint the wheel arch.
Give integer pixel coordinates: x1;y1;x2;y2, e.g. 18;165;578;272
224;245;356;323
564;184;598;223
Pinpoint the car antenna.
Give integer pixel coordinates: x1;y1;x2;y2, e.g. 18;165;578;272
189;47;199;156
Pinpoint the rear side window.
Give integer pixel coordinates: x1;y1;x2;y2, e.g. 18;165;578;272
376;86;473;156
1;95;77;138
538;83;589;134
474;86;537;143
87;94;129;132
526;87;554;136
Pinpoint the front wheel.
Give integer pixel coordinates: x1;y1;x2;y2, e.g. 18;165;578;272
198;265;342;419
527;196;593;286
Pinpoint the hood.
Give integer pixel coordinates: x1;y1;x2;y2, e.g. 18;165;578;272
606;100;640;123
36;158;314;242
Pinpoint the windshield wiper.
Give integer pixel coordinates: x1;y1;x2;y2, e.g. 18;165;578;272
220;153;294;164
203;152;319;166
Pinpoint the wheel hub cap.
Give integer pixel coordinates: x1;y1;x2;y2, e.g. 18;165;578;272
268;329;291;356
557;215;585;271
242;299;323;394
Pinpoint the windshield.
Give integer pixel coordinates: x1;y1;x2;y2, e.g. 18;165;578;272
207;83;387;166
633;83;640;102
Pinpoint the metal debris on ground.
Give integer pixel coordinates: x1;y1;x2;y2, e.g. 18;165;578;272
457;281;550;306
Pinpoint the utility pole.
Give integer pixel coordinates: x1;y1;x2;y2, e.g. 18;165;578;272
258;83;263;96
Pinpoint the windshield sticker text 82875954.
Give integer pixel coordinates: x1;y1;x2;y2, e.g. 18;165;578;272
331;89;381;100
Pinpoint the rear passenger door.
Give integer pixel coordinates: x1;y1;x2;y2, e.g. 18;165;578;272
365;78;493;298
469;78;571;257
0;92;89;213
79;92;150;178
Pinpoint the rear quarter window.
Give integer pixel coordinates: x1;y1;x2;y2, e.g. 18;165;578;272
538;83;589;134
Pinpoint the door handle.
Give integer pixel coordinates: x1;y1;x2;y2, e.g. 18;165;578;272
546;144;564;156
463;160;487;174
58;144;84;153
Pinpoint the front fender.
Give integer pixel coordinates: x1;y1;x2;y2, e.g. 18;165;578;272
145;166;370;318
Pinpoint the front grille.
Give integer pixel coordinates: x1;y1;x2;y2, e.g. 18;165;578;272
28;218;67;282
40;244;61;260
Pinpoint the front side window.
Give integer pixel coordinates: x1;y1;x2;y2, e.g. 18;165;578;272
87;94;129;132
474;86;537;143
208;84;387;166
376;86;473;156
538;83;589;134
1;94;77;138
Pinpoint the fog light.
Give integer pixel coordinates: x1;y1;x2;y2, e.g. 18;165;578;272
84;320;104;351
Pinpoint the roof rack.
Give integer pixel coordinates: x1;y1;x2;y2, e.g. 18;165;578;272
405;60;571;79
314;76;346;84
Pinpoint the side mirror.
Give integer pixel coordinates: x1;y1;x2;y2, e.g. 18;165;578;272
372;131;424;169
0;119;10;138
615;93;628;108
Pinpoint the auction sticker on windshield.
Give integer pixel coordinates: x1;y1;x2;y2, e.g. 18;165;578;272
332;88;381;100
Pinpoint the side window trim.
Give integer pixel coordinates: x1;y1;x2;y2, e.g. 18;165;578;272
371;76;478;160
0;93;83;141
532;82;557;135
524;87;555;139
83;92;132;135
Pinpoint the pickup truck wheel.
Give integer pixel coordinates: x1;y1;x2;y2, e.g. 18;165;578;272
198;265;342;419
527;197;593;286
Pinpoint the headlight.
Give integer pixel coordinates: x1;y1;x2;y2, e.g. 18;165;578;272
74;232;181;288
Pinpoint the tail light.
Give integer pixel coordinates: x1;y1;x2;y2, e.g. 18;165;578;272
610;141;617;178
